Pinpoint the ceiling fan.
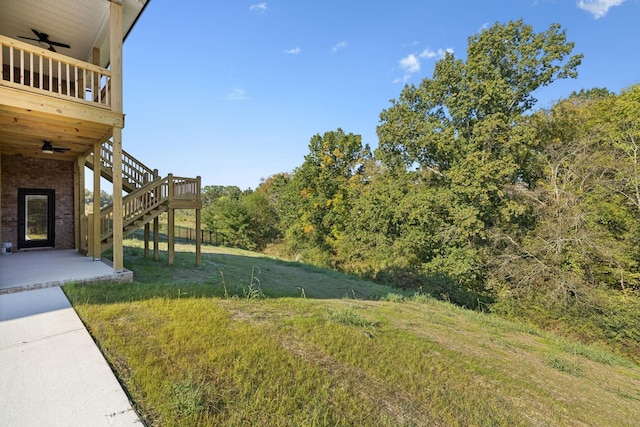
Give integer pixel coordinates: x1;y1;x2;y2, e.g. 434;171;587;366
42;140;70;154
18;29;70;53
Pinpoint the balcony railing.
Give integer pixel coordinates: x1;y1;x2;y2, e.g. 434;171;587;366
0;35;111;108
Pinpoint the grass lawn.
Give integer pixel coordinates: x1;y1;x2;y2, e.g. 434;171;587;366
65;238;640;426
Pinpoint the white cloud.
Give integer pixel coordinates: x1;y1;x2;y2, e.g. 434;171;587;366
249;3;268;14
395;47;453;83
418;48;452;60
577;0;626;19
332;41;348;52
227;88;249;101
419;49;438;60
395;54;420;83
284;47;302;54
399;54;420;74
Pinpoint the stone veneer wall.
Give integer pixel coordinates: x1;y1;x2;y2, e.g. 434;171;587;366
1;155;75;250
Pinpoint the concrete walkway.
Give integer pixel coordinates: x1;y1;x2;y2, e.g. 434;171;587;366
0;249;132;294
0;287;142;426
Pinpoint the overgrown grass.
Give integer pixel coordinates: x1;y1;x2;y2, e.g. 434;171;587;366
65;239;640;426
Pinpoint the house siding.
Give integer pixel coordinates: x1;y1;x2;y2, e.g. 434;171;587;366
1;155;75;250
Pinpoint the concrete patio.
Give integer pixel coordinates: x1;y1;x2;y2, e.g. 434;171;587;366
0;249;132;294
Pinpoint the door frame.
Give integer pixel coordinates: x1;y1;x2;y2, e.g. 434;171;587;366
17;188;55;249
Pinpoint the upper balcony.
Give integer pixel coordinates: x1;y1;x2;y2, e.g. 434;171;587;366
0;0;148;161
1;35;113;111
0;35;124;161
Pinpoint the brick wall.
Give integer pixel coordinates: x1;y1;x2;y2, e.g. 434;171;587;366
1;155;75;250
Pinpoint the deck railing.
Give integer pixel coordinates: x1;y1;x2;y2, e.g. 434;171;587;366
171;176;201;200
0;35;111;108
98;175;201;242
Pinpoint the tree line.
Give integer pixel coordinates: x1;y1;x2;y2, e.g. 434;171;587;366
202;20;640;358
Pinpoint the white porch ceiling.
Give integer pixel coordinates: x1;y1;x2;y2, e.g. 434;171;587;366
0;0;148;68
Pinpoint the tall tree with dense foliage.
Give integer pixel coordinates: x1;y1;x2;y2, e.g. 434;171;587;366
375;20;582;290
284;129;371;263
490;87;640;303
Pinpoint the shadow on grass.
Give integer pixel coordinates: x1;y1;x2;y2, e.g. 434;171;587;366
67;237;406;305
71;234;492;309
77;232;491;310
373;266;493;310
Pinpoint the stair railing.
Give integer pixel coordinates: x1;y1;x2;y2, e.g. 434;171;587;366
99;140;159;190
97;174;201;244
99;176;169;241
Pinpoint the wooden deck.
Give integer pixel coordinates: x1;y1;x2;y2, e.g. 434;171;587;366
1;18;201;272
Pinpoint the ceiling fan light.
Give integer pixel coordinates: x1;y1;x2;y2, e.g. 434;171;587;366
42;141;54;154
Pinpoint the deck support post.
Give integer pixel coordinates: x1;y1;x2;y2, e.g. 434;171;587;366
195;176;202;267
0;152;2;248
167;174;175;266
75;155;86;251
153;216;159;261
144;223;150;258
110;0;124;272
112;128;124;271
92;141;101;260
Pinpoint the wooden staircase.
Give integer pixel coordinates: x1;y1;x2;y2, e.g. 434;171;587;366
86;140;201;253
85;139;159;193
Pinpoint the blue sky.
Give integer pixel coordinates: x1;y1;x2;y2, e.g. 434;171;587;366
121;0;640;190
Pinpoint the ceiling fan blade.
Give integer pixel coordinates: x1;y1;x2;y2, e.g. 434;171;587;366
48;45;57;53
18;36;40;42
42;140;69;153
31;29;44;39
49;41;71;48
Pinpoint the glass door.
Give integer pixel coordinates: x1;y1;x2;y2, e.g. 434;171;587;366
18;189;55;249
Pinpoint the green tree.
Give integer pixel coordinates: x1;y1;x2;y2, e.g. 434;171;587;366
593;85;640;216
589;85;640;289
202;189;278;251
201;185;242;209
257;173;294;234
375;20;582;289
285;129;371;263
242;191;280;250
491;89;640;311
84;189;113;211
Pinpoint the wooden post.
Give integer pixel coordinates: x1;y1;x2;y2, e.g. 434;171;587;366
112;129;124;271
195;176;202;266
110;0;124;272
144;222;150;258
0;152;2;248
92;141;101;260
73;159;78;249
77;156;86;252
74;155;85;250
168;174;174;265
92;48;100;100
87;213;94;255
153;216;159;261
